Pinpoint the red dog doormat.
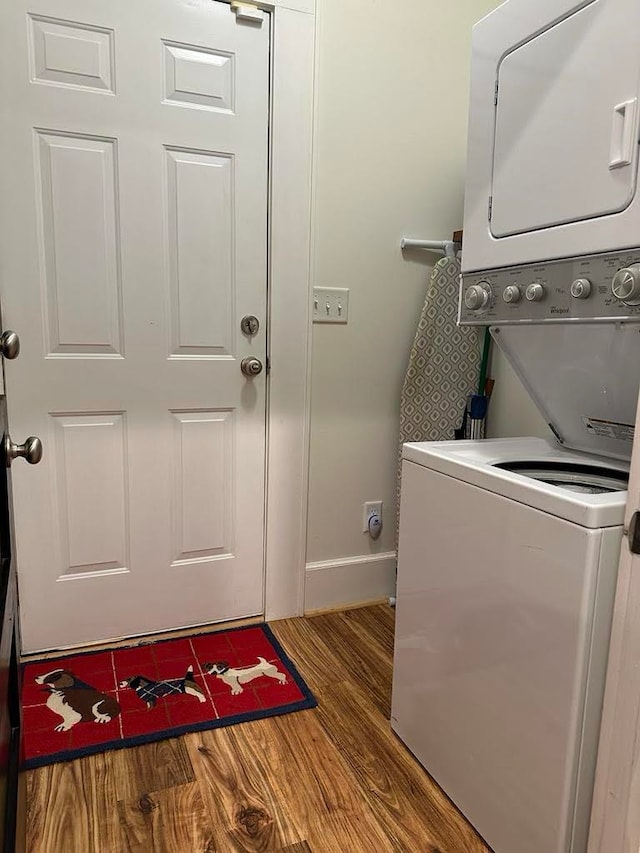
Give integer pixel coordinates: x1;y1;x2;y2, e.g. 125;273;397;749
22;623;316;769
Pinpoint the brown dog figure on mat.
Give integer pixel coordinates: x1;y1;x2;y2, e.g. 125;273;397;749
35;669;121;732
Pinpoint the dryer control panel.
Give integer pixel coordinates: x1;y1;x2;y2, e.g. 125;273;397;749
460;248;640;324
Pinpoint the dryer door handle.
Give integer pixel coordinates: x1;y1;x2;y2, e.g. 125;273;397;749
610;98;638;170
627;511;640;555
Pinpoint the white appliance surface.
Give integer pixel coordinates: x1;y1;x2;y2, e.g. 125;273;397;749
403;437;628;527
392;437;625;853
489;324;640;462
462;0;640;272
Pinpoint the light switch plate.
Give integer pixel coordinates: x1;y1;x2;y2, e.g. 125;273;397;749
313;287;349;324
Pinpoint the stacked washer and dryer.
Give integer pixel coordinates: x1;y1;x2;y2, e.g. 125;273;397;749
391;2;640;853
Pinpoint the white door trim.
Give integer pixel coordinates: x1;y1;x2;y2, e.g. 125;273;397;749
263;2;315;619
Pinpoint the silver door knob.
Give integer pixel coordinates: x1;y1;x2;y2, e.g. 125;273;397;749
0;330;20;360
5;435;43;467
628;510;640;555
240;356;264;377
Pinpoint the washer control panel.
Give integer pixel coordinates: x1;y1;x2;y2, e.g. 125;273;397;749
460;249;640;324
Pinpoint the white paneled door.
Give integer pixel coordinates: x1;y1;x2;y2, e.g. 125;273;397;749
0;0;270;651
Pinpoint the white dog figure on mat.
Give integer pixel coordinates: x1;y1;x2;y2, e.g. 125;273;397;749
204;657;287;695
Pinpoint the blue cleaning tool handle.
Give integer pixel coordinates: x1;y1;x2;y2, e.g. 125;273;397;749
468;394;488;420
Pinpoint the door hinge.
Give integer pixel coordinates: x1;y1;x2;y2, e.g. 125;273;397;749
494;79;499;107
628;511;640;555
488;196;493;221
230;0;264;23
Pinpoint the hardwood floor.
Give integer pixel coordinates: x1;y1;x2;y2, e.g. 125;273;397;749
25;605;491;852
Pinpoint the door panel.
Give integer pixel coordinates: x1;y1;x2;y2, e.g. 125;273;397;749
37;130;124;356
0;0;270;651
166;148;233;355
163;41;234;112
52;413;129;576
28;15;115;93
171;410;233;562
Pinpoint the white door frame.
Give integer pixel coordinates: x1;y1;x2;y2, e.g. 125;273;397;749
588;389;640;852
260;0;315;621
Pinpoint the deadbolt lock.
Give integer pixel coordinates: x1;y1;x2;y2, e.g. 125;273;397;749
241;315;260;337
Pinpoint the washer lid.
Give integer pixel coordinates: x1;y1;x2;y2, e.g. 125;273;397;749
490;322;640;462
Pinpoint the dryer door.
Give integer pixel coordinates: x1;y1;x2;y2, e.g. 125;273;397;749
491;0;640;238
463;0;640;272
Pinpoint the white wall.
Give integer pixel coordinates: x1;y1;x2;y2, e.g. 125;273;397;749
486;351;552;439
305;0;500;610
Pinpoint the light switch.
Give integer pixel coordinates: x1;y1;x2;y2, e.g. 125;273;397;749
312;287;349;324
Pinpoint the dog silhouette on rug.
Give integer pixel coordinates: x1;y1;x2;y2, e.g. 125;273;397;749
35;669;121;732
204;657;287;695
119;665;206;708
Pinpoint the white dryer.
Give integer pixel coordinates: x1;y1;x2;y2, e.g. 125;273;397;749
392;437;627;853
463;0;640;274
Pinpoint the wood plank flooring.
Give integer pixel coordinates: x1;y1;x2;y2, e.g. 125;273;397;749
25;605;491;852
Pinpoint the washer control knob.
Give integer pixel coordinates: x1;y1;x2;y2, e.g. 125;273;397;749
502;285;521;304
464;282;491;311
570;278;592;300
612;264;640;305
525;282;545;303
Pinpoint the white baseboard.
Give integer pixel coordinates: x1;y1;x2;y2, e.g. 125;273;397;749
304;551;396;613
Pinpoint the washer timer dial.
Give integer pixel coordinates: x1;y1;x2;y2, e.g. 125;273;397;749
612;264;640;305
464;282;491;312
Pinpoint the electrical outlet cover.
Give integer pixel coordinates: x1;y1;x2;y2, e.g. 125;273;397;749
363;500;383;533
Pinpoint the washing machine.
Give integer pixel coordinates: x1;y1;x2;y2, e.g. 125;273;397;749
391;248;640;853
392;437;628;853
